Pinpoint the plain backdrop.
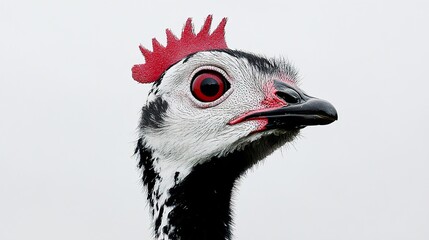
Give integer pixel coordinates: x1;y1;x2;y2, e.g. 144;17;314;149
1;0;428;239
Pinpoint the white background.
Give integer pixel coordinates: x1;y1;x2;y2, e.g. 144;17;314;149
1;0;428;239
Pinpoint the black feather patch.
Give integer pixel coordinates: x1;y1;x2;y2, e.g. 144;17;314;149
214;49;277;74
135;139;160;208
139;97;169;129
162;133;293;240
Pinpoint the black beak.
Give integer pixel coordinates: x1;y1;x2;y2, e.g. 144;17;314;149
243;80;338;130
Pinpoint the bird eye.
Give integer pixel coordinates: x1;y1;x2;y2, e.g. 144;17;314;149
191;71;230;102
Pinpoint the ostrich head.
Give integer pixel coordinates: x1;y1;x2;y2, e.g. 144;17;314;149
132;16;337;240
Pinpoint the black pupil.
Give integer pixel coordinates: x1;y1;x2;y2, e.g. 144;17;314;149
200;78;220;96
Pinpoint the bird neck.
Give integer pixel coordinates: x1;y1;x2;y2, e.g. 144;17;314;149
136;138;254;240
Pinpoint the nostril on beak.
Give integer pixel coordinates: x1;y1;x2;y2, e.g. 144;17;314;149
275;89;301;104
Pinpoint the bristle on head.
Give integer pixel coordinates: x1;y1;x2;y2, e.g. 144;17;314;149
132;15;228;84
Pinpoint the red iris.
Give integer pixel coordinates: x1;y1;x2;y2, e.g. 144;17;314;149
191;71;229;102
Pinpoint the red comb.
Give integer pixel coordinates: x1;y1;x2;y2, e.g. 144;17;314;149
132;15;228;84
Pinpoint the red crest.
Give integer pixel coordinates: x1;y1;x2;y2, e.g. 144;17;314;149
132;15;228;84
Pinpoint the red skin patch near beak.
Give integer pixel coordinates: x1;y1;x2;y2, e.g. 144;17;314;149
229;81;287;130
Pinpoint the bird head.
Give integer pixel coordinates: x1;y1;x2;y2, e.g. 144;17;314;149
132;15;337;179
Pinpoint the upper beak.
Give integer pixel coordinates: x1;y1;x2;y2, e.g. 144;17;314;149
230;80;338;130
